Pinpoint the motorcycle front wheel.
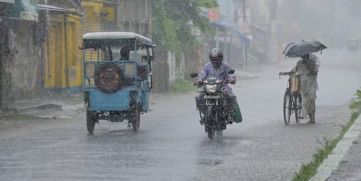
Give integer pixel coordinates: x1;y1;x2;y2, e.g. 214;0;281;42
206;106;215;139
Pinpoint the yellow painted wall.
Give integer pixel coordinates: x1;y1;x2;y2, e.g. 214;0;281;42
44;14;82;88
44;1;116;89
82;1;103;33
82;1;104;63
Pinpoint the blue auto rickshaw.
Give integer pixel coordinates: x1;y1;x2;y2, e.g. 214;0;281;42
82;32;155;135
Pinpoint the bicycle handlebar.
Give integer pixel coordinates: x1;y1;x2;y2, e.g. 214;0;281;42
279;72;303;76
279;72;292;76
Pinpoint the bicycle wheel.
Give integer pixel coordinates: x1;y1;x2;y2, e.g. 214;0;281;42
283;90;292;125
294;94;302;123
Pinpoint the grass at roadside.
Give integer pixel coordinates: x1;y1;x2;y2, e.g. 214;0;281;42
0;114;47;121
170;78;197;93
292;89;361;181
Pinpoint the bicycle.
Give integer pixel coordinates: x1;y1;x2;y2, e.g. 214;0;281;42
279;72;303;125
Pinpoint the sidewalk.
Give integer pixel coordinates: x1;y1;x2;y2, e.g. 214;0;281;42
310;115;361;181
328;133;361;181
0;95;84;120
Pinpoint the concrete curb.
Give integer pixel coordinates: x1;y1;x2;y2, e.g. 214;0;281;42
18;104;63;113
309;115;361;181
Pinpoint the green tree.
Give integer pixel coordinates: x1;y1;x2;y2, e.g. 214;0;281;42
152;0;218;53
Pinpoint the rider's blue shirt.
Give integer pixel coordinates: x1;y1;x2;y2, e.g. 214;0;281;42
198;62;236;96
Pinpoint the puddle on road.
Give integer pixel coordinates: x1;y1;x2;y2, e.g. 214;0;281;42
197;158;223;166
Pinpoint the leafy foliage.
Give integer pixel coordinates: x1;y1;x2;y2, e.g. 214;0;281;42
350;89;361;113
152;0;218;53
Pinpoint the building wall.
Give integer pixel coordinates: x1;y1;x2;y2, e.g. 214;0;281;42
0;0;158;105
117;0;151;37
0;1;45;104
1;20;42;100
184;47;206;81
41;0;120;90
152;49;177;93
81;0;118;33
82;1;104;33
44;14;82;89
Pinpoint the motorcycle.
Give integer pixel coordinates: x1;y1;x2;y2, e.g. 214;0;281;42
191;70;235;139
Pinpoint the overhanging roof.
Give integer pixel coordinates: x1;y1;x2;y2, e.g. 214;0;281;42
212;22;250;42
0;0;15;3
38;4;83;15
83;32;153;44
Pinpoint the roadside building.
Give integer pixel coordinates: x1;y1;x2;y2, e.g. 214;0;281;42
82;0;151;37
39;0;83;90
205;0;252;70
116;0;152;37
82;0;117;33
0;0;153;107
0;0;42;107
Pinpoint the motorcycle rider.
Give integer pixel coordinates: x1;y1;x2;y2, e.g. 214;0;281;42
195;48;242;123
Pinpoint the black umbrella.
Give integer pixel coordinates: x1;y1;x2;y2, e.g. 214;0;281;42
283;40;327;57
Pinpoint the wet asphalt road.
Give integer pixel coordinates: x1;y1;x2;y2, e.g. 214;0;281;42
0;49;360;181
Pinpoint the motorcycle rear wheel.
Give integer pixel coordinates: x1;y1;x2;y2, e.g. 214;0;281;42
131;104;141;132
86;111;96;135
216;130;223;136
207;126;215;139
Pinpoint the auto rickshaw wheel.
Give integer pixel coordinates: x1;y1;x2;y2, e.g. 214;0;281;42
94;63;122;93
131;104;141;132
86;111;96;135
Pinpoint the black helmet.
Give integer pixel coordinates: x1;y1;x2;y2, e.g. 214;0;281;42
209;48;223;68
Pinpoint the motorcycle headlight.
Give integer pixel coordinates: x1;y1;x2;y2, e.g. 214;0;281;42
205;85;217;93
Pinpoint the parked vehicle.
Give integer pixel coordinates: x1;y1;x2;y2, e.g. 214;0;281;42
82;32;155;135
192;70;235;139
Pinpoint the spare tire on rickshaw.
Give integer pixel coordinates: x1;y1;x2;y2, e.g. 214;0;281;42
94;63;122;93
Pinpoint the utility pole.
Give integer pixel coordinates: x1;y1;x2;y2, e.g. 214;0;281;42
242;0;248;70
216;26;219;49
0;20;5;109
0;50;2;108
242;0;246;22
